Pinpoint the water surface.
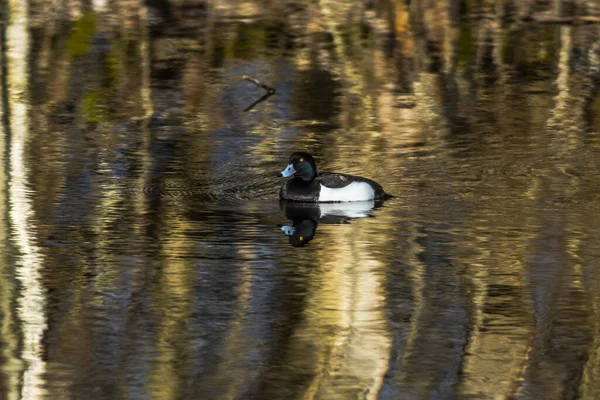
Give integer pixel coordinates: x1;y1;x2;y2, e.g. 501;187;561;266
1;1;600;399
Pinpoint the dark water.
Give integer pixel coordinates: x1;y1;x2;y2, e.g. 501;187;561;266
1;1;600;399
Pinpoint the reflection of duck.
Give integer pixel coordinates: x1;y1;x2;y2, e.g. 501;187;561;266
278;152;391;202
278;200;379;247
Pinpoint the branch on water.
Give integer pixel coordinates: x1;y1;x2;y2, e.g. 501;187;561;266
244;92;275;112
243;76;276;95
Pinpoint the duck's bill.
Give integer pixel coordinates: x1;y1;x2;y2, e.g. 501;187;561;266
279;163;296;177
280;225;295;235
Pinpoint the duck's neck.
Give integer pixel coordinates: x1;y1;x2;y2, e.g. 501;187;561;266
296;173;316;182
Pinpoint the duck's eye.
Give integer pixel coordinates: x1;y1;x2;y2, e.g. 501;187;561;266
299;236;304;241
300;158;304;163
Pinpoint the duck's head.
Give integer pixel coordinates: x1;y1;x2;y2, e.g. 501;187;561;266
278;152;318;182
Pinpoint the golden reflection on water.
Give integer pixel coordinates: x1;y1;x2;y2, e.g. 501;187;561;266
149;209;195;400
1;0;600;399
302;227;390;399
6;0;47;398
0;13;16;400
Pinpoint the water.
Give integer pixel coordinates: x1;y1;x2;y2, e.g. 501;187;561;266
1;1;600;399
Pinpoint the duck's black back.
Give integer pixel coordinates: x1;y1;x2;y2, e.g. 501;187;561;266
280;173;391;201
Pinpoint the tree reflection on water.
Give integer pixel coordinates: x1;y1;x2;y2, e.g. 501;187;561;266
1;0;600;399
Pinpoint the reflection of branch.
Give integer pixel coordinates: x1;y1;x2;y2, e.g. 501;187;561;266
244;91;275;112
243;75;275;94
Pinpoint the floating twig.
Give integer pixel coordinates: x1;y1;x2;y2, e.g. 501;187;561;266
243;75;276;95
240;75;276;111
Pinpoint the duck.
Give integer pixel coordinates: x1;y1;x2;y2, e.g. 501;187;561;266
278;152;391;202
